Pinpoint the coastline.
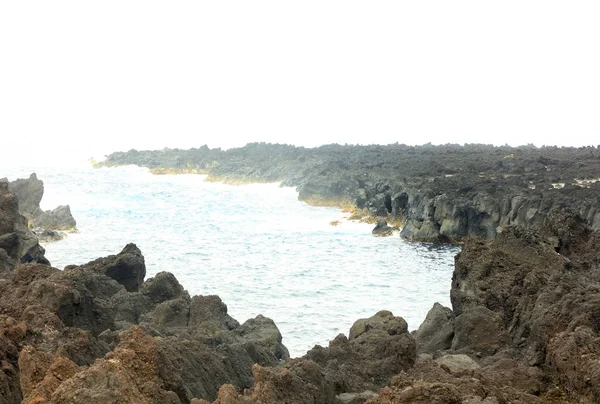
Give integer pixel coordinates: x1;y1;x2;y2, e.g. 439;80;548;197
1;145;600;402
95;143;600;243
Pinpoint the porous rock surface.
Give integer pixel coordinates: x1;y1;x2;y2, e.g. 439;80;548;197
0;242;289;403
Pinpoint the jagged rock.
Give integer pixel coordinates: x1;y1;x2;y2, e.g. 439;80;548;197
371;219;393;237
141;271;186;302
414;303;455;354
6;173;43;218
230;315;290;361
0;248;16;274
7;173;77;236
32;205;77;231
249;361;335;404
72;243;146;292
305;310;416;394
451;307;506;355
546;326;600;402
0;182;49;268
189;295;240;331
35;229;65;243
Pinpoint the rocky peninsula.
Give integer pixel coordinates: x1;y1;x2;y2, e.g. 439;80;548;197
96;143;600;243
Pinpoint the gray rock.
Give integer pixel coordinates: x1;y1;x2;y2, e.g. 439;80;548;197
189;295;240;331
336;390;378;403
32;205;77;231
7;173;43;218
371;219;393;237
73;243;146;292
452;307;506;355
414;302;455;354
434;353;480;373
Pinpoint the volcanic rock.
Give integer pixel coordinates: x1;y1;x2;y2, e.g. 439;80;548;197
305;310;416;394
7;173;77;234
371;219;393;237
414;303;455;354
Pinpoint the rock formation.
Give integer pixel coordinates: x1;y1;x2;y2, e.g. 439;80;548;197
0;181;49;272
0;239;292;403
3;146;600;402
371;219;394;237
5;173;77;240
95;143;600;243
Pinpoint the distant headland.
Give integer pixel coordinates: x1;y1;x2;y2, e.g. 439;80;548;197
95;142;600;243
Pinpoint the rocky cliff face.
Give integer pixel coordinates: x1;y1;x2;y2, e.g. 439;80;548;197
96;143;600;243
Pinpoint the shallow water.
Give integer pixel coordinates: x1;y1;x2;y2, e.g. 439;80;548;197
2;165;460;357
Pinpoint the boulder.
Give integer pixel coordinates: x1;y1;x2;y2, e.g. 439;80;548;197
7;173;77;235
32;205;77;231
371;219;393;237
305;310;416;394
451;307;506;355
72;243;146;292
414;303;455;354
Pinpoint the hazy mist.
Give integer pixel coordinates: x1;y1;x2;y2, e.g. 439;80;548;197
1;1;599;166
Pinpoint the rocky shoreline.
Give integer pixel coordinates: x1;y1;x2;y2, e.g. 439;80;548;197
1;144;600;403
1;173;599;402
95;143;600;243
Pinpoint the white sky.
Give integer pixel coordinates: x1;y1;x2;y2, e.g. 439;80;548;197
1;1;599;166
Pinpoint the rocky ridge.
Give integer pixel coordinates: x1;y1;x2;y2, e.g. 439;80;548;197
95;143;600;243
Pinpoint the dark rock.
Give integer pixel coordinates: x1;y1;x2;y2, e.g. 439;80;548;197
189;295;240;331
371;219;393;237
74;243;146;292
248;360;335;404
231;315;290;361
414;303;455;354
35;229;65;243
452;307;506;355
305;310;416;394
32;205;77;231
0;182;49;268
141;271;186;303
7;173;77;236
6;173;43;218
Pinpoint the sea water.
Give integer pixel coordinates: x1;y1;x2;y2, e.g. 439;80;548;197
2;164;460;357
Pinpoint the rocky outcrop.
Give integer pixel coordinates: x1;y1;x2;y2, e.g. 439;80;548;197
0;181;49;272
95;143;600;243
67;243;146;292
4;162;600;402
413;303;455;354
371;219;394;237
0;243;290;404
304;310;416;395
6;173;77;236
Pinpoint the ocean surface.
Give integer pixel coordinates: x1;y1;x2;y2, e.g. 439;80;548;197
2;164;461;357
